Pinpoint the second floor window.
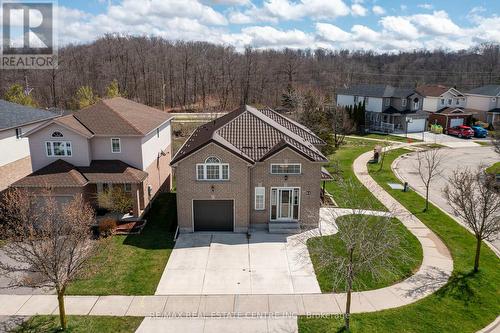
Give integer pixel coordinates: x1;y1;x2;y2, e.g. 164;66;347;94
384;98;390;106
271;164;301;174
15;128;22;139
46;141;72;157
196;156;229;180
111;138;121;153
401;99;407;107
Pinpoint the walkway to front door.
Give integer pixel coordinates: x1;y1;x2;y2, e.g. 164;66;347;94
155;232;320;295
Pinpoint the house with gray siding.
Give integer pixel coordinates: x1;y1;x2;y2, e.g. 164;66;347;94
465;85;500;126
336;84;427;133
170;105;330;233
12;97;173;218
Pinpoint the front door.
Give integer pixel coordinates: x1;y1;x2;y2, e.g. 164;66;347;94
271;188;300;221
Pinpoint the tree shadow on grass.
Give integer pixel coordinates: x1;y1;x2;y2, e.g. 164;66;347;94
435;270;478;305
122;192;177;250
6;316;66;333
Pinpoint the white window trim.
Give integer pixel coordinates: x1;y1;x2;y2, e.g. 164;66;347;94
401;99;407;107
111;138;121;153
270;163;302;175
269;187;301;221
45;141;72;157
255;187;265;210
384;98;390;106
196;163;230;181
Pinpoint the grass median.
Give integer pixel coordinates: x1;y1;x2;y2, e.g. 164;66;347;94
299;148;500;333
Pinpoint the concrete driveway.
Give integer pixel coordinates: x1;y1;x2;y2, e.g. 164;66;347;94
395;131;486;148
393;145;500;250
155;232;320;295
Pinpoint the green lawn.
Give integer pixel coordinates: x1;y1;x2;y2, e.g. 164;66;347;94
324;139;385;210
486;161;500;174
349;133;422;143
307;215;422;292
67;193;177;295
299;149;500;333
11;316;142;333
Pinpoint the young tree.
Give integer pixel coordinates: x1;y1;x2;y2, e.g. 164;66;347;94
105;79;121;98
443;167;500;272
4;83;38;107
0;189;99;330
326;104;354;148
74;86;98;109
415;148;445;211
307;181;407;331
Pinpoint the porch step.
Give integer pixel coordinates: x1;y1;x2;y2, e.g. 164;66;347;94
268;222;301;234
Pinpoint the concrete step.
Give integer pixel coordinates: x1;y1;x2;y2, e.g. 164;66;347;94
268;222;301;234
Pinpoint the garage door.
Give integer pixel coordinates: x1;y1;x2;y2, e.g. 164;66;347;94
407;118;426;133
193;200;233;231
450;118;464;127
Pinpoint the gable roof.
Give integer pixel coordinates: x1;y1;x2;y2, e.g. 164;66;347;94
73;97;173;136
435;107;473;115
0;99;58;131
336;84;415;98
171;105;327;165
416;85;463;97
467;85;500;97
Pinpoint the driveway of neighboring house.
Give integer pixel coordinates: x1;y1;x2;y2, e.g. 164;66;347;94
155;231;321;295
395;131;486;148
393;145;500;251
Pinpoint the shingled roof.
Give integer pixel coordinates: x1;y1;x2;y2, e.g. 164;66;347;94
171;105;327;165
12;159;148;188
416;85;464;97
73;97;173;136
467;85;500;97
336;84;415;98
0;99;58;131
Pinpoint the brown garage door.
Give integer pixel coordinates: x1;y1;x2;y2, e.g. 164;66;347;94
193;200;233;231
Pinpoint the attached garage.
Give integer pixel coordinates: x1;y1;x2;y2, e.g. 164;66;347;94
449;118;464;127
193;200;234;231
406;117;427;133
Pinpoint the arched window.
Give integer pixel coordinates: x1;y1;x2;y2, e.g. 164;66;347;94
205;156;220;164
197;156;229;180
52;131;63;138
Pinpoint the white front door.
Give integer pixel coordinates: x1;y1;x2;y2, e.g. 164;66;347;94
271;188;300;221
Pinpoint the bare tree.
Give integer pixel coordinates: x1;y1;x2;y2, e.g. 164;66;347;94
443;167;500;272
415;148;445;211
326;104;354;148
0;189;99;330
306;181;409;331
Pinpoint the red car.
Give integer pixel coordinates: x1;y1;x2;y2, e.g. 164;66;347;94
447;125;474;138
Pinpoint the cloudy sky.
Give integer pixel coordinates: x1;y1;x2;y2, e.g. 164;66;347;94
6;0;500;52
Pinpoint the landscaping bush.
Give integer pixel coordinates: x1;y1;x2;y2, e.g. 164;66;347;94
98;218;117;237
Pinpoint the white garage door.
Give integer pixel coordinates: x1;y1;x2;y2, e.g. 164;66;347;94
450;118;464;127
407;118;426;133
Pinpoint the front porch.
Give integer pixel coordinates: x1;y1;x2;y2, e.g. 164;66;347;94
365;111;406;133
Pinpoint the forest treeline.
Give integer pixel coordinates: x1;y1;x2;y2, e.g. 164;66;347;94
1;35;499;111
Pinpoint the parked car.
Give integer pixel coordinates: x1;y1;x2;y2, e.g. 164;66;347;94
447;125;474;138
471;125;488;138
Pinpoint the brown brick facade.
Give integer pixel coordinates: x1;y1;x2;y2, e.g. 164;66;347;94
0;156;32;192
174;144;322;233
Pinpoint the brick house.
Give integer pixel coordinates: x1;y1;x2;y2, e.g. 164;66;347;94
12;97;173;218
170;105;329;233
0;100;58;192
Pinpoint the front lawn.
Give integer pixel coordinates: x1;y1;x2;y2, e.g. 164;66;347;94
67;193;177;295
350;133;422;143
299;149;500;332
307;215;422;292
11;316;142;333
486;161;500;174
324;139;385;210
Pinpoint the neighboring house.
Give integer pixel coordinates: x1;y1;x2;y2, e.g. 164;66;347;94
465;85;500;126
0;100;58;192
416;84;472;129
12;97;173;218
170;105;329;233
336;84;426;133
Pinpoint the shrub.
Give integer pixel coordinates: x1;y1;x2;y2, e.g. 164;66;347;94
98;218;117;237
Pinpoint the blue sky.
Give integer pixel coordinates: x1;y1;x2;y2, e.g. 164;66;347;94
24;0;500;51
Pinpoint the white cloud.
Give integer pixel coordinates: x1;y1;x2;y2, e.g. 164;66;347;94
316;23;351;42
372;5;385;15
351;4;367;17
411;10;462;36
418;3;433;10
380;16;419;39
230;26;315;49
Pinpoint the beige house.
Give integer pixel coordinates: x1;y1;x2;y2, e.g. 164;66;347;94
12;97;173;218
0;100;58;192
171;105;329;233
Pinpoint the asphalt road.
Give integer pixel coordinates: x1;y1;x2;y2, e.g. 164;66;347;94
393;145;500;251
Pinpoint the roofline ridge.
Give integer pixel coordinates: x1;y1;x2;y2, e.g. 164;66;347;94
101;99;144;135
65;114;95;136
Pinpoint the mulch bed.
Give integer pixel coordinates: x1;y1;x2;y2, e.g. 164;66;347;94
114;220;147;235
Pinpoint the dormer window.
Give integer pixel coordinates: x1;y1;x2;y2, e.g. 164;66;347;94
196;156;229;181
52;131;63;138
